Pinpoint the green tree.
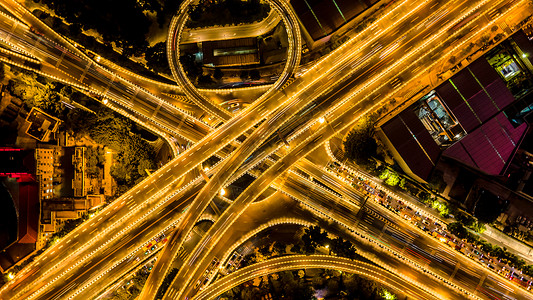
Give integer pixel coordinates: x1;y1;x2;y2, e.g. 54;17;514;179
343;116;378;166
240;70;249;81
250;69;261;81
474;190;504;224
213;67;224;80
273;241;286;255
145;42;171;75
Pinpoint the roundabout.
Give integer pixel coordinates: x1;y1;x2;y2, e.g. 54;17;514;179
167;0;302;122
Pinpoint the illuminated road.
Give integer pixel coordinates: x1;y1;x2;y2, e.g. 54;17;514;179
0;0;272;122
194;255;443;300
141;0;454;297
0;0;215;141
291;157;533;300
0;0;531;299
166;0;302;122
181;8;280;43
11;0;528;298
162;0;528;298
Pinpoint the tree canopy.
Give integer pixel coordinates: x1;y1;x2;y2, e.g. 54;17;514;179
474;190;505;224
145;42;171;75
65;106;156;190
37;0;151;53
187;0;270;28
343;116;378;166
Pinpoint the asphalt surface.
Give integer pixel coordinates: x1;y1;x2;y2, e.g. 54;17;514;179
0;0;530;299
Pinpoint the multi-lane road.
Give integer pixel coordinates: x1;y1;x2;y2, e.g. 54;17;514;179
0;0;532;299
195;255;444;300
161;0;532;298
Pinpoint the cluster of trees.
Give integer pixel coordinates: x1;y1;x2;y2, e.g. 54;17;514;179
343;116;378;167
145;42;171;76
32;0;180;82
378;168;404;187
109;267;150;300
222;269;396;300
5;64;98;118
311;271;394;300
85;146;105;177
223;270;315;300
298;226;357;259
35;0;150;56
187;0;270;28
447;222;533;277
243;226;357;269
64;106;156;193
6;70;67;116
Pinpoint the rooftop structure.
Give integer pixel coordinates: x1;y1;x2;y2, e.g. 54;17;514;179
202;37;260;67
24;107;60;142
380;31;533;182
290;0;379;41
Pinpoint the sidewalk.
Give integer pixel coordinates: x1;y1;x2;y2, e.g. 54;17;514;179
325;137;533;265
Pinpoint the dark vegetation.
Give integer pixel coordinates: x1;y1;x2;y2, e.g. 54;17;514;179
36;0;151;54
244;226;357;266
65;105;157;194
187;0;270;28
343;116;378;168
6;64;157;194
222;269;396;300
145;42;172;76
447;221;533;277
31;0;181;80
474;189;506;224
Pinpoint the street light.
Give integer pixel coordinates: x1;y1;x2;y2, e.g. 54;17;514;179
204;166;209;172
7;272;14;280
220;188;226;196
318;116;326;124
103;99;108;105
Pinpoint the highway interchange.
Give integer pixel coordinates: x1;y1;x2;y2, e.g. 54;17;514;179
0;0;532;299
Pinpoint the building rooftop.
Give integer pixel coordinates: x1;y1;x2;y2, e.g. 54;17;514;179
202;37;259;67
24;107;60;142
17;182;39;244
381;32;533;181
